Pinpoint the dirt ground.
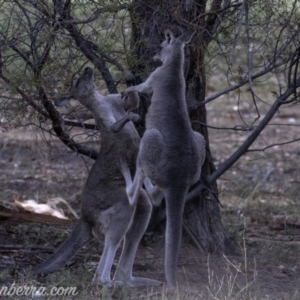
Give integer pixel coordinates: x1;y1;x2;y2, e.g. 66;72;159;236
1;97;300;299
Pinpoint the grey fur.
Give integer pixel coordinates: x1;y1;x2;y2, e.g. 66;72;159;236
31;67;161;287
120;30;206;289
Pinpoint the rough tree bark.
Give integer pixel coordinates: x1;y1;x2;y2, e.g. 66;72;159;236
130;0;232;253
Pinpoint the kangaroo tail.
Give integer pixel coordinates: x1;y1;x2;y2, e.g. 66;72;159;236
31;220;93;275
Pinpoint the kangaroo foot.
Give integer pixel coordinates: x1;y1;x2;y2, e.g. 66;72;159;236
92;278;114;288
114;277;163;287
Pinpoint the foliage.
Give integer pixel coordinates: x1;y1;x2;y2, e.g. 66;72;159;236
0;0;299;156
0;0;131;155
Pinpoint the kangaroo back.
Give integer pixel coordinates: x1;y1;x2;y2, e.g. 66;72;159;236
146;30;194;137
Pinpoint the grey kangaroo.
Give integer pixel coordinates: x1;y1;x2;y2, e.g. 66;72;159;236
31;67;161;287
119;30;206;289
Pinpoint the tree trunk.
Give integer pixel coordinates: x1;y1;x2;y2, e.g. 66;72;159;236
186;56;232;254
130;0;232;253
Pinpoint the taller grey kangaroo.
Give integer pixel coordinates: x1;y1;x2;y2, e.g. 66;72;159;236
31;67;161;287
120;30;206;289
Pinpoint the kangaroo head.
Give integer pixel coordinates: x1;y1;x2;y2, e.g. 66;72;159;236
153;30;194;64
55;67;95;107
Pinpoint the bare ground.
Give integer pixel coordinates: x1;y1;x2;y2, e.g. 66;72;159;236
1;99;300;299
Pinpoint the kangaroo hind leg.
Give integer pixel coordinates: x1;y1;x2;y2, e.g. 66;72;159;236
164;187;188;290
92;205;132;286
133;129;164;206
92;235;120;287
114;189;162;287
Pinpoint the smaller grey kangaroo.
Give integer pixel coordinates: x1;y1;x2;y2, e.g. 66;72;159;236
31;67;161;287
120;30;206;289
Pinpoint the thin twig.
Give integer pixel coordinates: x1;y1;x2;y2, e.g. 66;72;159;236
182;221;205;253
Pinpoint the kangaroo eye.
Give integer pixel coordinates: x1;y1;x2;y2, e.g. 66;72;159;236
166;33;171;43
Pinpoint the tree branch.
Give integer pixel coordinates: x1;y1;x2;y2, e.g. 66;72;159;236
64;120;99;130
1;18;99;160
0;73;49;119
2;71;98;159
187;76;300;201
39;88;98;160
30;23;99;160
205;0;222;29
190;58;297;112
54;0;120;93
247;137;300;153
58;4;129;26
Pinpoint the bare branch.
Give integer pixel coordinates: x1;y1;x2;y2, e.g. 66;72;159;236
0;35;34;69
247;137;300;152
230;0;245;63
190;58;298;111
58;4;129;26
0;6;99;160
0;64;98;159
192;121;255;132
31;25;99;159
53;0;121;93
0;72;48;119
205;0;223;29
187;75;300;201
64;120;99;131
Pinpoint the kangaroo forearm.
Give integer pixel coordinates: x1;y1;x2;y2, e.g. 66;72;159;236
125;81;152;94
110;112;141;133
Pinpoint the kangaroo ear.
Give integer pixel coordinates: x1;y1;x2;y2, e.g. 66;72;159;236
178;31;194;44
165;30;175;44
82;67;94;79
